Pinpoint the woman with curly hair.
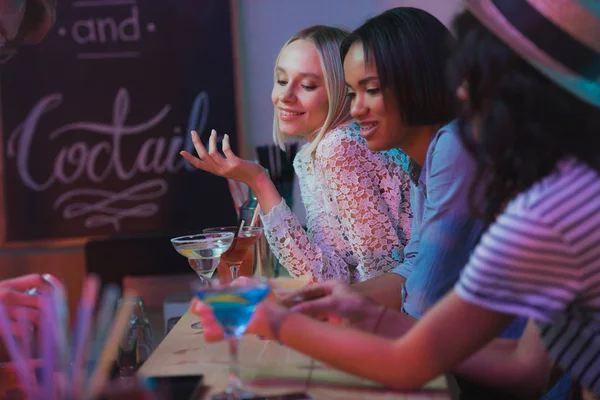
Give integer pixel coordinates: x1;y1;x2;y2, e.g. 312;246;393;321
196;1;600;398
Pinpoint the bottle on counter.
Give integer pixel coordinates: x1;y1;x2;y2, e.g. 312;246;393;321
239;187;258;226
117;296;153;378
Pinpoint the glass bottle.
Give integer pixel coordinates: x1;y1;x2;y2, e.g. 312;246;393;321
239;187;258;226
117;296;153;377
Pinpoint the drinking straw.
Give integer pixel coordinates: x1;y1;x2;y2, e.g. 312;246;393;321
48;279;70;380
87;290;137;399
235;219;246;240
40;295;57;400
16;308;36;396
250;203;262;227
69;275;100;398
0;303;35;399
223;220;246;264
16;307;32;363
88;284;120;379
1;275;148;400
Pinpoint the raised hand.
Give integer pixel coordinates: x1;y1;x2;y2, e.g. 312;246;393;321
180;129;266;186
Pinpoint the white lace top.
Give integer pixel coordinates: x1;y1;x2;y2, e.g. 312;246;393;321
260;122;412;283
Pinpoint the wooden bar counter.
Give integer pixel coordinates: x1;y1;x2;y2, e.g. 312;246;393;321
139;310;452;399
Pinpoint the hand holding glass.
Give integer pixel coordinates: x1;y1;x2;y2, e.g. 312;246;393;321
193;279;270;399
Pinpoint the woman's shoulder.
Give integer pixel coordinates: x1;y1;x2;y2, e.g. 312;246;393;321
317;122;409;169
378;147;411;172
428;120;462;155
319;122;362;146
509;158;600;217
315;122;364;157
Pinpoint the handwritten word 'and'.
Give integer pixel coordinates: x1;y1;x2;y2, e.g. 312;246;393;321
58;0;152;60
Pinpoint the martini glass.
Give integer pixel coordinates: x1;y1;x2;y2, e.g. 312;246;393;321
204;226;264;281
171;232;235;329
193;278;270;399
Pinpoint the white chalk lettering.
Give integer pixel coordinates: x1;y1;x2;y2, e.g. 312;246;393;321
7;88;210;231
53;179;168;230
71;6;141;45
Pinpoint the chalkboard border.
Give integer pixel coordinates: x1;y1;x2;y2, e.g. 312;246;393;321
0;0;246;250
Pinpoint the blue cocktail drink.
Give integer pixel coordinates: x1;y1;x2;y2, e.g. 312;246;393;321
197;285;270;336
194;279;270;399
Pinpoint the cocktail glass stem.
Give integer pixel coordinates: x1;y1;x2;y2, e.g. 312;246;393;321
190;263;214;330
196;274;212;287
191;276;207;329
225;333;243;397
229;263;241;281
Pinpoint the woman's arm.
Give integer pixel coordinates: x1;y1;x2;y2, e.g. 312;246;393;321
249;171;286;215
258;125;411;283
180;129;354;282
195;290;546;398
319;129;410;281
455;320;551;398
286;283;548;397
270;291;512;390
259;195;353;282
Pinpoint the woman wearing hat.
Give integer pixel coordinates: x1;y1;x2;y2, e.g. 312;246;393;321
194;0;600;398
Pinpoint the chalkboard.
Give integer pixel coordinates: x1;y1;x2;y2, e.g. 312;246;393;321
0;0;239;243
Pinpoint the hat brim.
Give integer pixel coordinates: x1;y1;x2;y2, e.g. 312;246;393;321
20;0;56;44
466;0;600;108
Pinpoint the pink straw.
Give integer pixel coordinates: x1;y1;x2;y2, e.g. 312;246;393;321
0;303;35;399
70;275;100;398
250;203;262;227
40;295;57;400
87;291;138;399
16;307;32;363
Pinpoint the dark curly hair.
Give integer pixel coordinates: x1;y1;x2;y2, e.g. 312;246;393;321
448;11;600;224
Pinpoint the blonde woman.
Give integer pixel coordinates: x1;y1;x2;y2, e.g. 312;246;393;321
181;25;412;283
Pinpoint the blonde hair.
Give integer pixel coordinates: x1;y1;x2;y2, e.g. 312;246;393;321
272;25;353;157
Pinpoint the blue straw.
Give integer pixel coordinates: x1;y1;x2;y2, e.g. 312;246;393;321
87;284;120;381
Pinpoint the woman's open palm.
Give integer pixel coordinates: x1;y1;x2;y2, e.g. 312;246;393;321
180;129;265;185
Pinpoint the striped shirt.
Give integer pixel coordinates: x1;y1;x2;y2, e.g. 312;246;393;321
456;158;600;396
